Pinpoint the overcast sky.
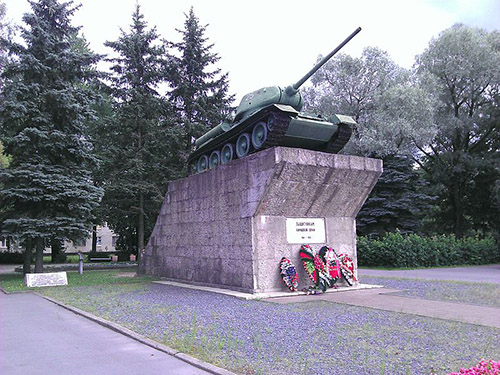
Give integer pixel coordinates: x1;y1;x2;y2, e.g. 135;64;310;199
3;0;500;104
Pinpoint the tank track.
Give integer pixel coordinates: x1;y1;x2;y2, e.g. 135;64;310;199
323;121;352;153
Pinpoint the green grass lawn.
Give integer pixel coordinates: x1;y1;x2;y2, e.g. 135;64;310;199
42;255;81;263
0;270;155;293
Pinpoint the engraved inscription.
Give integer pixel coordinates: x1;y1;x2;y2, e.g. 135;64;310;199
286;218;326;244
25;272;68;288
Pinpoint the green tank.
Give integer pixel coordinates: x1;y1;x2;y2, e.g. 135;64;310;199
189;27;361;174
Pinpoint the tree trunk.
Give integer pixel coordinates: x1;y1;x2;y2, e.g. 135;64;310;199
91;225;97;253
451;173;465;239
50;238;61;263
138;191;144;260
137;116;144;261
23;240;33;274
34;239;44;273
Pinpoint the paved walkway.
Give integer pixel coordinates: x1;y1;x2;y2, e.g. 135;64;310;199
358;264;500;284
0;292;215;375
0;264;19;274
270;264;500;328
269;287;500;328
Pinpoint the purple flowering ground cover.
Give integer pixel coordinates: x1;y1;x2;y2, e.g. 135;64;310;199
359;276;500;308
43;280;500;375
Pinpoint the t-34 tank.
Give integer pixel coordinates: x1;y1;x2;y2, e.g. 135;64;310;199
189;27;361;174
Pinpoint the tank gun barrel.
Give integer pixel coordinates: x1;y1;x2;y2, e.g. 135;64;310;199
287;27;361;95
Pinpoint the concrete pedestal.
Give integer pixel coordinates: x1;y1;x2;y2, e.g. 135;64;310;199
139;147;382;293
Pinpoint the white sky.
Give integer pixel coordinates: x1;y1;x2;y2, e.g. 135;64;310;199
3;0;500;104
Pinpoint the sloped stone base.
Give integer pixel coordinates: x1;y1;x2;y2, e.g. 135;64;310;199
139;147;382;293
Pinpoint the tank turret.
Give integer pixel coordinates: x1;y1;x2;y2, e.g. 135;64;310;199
189;27;362;174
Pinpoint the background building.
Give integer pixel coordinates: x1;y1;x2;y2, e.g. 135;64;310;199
0;224;118;254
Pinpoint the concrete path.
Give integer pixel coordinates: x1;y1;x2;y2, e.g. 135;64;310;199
358;264;500;284
0;264;19;274
269;287;500;328
0;292;213;375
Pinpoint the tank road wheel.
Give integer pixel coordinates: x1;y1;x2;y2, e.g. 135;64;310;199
236;133;251;158
266;114;276;131
221;143;234;164
197;154;209;173
209;150;221;169
251;121;268;149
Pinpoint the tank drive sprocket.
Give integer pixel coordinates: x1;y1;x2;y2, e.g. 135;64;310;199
260;111;292;150
323;122;353;154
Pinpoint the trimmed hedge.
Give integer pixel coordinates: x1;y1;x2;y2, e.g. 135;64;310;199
357;233;499;268
0;252;24;264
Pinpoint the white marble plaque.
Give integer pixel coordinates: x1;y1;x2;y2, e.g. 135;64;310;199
286;218;326;244
25;272;68;288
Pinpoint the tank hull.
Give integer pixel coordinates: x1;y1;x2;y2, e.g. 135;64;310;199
188;104;354;173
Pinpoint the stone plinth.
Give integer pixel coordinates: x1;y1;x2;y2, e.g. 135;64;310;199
139;147;382;293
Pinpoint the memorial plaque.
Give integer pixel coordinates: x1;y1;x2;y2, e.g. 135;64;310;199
286;218;326;244
25;272;68;288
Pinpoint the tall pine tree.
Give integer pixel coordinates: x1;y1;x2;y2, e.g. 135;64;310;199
165;7;234;153
0;0;13;91
0;0;103;273
100;4;179;254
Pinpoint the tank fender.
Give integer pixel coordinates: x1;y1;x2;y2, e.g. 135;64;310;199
194;120;232;148
329;114;356;126
271;104;299;115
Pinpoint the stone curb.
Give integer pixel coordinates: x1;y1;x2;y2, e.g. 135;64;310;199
0;286;33;295
153;280;383;300
38;294;237;375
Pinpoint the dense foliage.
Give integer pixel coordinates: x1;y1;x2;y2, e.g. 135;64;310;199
358;233;499;268
357;155;434;238
304;47;435;156
0;1;11;91
304;24;499;241
415;24;500;238
97;4;173;253
95;5;234;254
0;251;23;264
0;140;9;168
0;0;103;272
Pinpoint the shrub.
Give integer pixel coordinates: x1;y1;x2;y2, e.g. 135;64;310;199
51;253;68;263
358;233;499;268
0;251;24;264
